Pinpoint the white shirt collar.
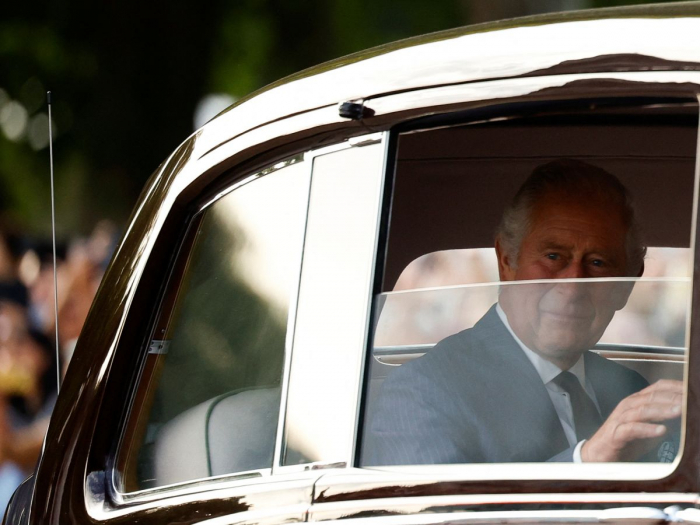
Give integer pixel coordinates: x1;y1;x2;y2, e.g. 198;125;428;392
495;303;586;386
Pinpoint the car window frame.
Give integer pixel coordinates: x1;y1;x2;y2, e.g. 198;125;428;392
105;132;391;506
107;154;313;503
355;86;700;491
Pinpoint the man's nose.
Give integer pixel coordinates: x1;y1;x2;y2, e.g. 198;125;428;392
554;262;588;299
559;260;587;279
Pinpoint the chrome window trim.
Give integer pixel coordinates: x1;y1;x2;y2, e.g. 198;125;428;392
677;92;700;468
272;152;314;471
110;468;269;506
350;134;391;468
89;470;319;521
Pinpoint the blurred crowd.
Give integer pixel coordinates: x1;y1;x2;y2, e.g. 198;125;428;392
0;220;116;510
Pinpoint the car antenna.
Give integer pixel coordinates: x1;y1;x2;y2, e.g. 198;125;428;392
47;91;61;393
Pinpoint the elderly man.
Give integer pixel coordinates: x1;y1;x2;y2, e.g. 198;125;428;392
365;159;682;465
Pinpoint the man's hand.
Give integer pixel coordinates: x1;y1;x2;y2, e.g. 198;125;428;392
581;379;683;462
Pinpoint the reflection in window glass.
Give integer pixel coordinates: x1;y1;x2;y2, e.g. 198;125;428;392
382;247;690;347
118;160;308;491
363;278;688;466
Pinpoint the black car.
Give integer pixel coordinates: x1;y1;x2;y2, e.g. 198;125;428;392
6;3;700;524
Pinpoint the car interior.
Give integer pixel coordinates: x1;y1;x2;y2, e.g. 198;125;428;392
362;98;699;458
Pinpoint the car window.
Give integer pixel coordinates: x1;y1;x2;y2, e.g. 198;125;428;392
360;101;697;474
115;157;309;492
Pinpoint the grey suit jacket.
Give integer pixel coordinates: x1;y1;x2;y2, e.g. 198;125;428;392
363;304;649;465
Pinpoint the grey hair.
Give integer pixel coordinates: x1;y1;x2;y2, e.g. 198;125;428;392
495;159;646;275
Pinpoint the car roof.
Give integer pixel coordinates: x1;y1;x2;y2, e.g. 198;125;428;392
196;2;700;159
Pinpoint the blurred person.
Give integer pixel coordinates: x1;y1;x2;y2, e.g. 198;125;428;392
0;281;56;510
24;238;66;334
28;221;116;373
0;225;26;283
57;220;116;369
0;221;114;513
0;424;24;513
366;160;682;465
1;329;56;467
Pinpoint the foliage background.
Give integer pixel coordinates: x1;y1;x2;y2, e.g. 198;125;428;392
0;0;680;238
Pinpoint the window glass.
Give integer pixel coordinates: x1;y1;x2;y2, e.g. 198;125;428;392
381;247;689;347
360;103;697;472
117;158;308;491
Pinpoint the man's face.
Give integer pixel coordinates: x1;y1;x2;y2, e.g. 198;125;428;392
497;194;636;369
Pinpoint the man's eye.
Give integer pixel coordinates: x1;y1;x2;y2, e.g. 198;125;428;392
546;253;560;260
591;259;606;267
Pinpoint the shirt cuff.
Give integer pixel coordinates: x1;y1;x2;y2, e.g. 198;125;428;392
573;440;586;463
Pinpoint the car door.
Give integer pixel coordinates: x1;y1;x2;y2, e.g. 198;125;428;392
309;74;700;523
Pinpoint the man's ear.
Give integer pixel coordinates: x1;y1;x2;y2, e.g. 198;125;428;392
495;238;516;281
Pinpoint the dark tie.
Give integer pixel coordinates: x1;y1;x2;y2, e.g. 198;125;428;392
553;371;603;441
